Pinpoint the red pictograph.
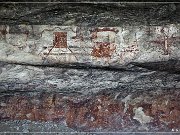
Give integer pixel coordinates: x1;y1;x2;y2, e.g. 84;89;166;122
53;32;67;48
90;28;118;58
91;42;115;58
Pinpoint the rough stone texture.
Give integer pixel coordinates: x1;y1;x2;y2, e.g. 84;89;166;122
0;2;180;26
0;25;180;67
1;89;180;132
0;61;179;94
0;61;179;133
0;1;180;133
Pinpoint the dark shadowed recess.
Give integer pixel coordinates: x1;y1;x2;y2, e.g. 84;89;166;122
0;1;180;26
0;59;180;74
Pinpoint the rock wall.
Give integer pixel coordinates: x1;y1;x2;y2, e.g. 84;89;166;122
1;25;180;66
0;2;180;133
1;89;180;132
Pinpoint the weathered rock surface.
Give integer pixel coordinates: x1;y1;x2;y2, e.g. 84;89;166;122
0;61;179;132
1;89;180;132
0;61;179;94
0;24;180;67
0;2;180;26
0;1;180;133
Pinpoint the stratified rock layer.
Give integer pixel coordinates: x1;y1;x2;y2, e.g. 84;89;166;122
0;2;180;133
0;89;180;132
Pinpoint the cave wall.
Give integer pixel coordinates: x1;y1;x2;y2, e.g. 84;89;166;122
1;24;180;66
0;2;180;133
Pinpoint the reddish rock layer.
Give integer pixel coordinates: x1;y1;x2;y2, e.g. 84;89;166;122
0;90;180;132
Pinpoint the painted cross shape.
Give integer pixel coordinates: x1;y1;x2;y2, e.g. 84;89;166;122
150;25;178;55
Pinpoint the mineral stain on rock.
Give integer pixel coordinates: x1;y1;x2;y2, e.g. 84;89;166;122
0;1;180;133
0;90;180;132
